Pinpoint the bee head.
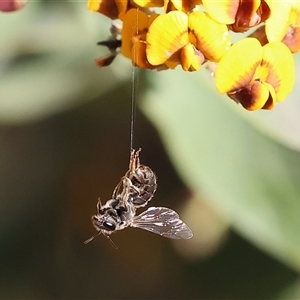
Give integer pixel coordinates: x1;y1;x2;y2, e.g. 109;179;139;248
84;214;118;248
92;214;117;232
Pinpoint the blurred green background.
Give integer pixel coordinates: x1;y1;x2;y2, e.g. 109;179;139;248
1;2;300;299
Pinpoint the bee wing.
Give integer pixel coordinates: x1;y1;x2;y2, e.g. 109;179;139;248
131;207;193;239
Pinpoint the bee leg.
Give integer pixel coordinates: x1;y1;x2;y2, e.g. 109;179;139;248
84;230;102;244
128;148;142;172
122;177;139;193
112;180;123;199
96;197;103;211
105;235;118;249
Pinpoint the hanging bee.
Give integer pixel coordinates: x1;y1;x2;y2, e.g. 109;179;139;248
85;149;193;246
113;148;157;208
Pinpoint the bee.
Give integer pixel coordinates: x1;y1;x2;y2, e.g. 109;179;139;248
113;148;157;208
85;149;193;246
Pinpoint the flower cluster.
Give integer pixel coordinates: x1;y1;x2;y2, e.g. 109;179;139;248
88;0;299;111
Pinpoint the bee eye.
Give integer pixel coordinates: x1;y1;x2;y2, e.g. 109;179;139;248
103;221;116;231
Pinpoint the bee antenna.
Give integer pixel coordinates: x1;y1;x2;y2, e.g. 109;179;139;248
106;235;118;250
97;197;103;211
84;231;101;244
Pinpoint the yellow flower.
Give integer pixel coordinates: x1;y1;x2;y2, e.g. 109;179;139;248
134;0;201;12
215;38;295;110
146;10;231;71
87;0;128;20
121;9;159;69
202;0;271;32
164;0;201;12
88;0;155;21
265;0;300;53
133;0;164;8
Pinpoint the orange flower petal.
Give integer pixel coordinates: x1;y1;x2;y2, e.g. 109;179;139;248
180;43;204;71
265;1;291;42
115;1;129;20
132;41;156;69
261;42;295;101
188;11;231;62
282;5;300;52
282;25;300;52
261;81;276;110
146;11;189;65
164;53;181;69
258;0;272;23
133;0;163;8
202;0;238;24
215;38;262;94
169;0;201;12
121;9;149;59
148;13;159;26
228;80;270;111
231;0;267;32
87;0;120;19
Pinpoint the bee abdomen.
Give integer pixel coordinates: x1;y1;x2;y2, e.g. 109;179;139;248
128;165;157;207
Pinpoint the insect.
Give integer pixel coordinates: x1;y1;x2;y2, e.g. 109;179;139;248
85;149;193;246
113;148;157;208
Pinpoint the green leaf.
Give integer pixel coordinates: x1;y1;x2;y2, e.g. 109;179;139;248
141;68;300;270
0;2;130;124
